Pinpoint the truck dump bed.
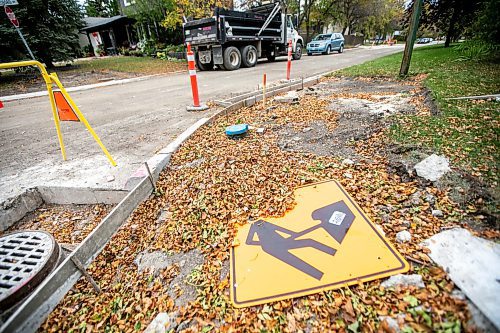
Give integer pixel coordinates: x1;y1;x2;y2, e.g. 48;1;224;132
184;2;284;46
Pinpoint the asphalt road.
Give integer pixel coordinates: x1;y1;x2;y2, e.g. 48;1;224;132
0;44;408;202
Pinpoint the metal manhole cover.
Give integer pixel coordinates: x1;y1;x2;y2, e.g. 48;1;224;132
0;231;60;310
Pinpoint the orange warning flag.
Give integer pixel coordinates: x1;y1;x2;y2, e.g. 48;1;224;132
53;91;79;121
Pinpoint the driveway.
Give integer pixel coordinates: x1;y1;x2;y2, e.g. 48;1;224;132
0;45;407;202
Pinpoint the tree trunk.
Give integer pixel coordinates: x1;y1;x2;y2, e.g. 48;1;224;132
445;3;459;47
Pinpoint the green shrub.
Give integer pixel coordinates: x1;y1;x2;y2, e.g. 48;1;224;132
129;50;144;57
455;40;499;61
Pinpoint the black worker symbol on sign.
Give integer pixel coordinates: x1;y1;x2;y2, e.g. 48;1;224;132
245;201;355;280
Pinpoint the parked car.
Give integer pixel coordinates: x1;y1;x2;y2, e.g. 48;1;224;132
307;33;344;56
417;37;432;44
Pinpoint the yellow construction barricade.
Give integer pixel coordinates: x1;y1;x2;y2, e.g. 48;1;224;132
0;60;116;166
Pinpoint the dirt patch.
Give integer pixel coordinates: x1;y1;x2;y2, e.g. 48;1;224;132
385;144;499;231
276;78;417;160
1;203;111;244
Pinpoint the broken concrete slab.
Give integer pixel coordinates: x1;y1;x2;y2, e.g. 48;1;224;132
414;154;451;182
423;228;500;330
379;314;406;333
451;289;499;332
431;209;443;218
381;274;425;289
342;158;355;165
144;312;178;333
396;230;412;243
274;91;299;104
0;188;43;231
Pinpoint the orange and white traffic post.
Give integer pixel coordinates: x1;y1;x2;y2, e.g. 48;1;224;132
186;43;208;111
286;40;292;80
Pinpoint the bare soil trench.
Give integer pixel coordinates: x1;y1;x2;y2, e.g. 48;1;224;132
1;204;111;244
11;77;497;332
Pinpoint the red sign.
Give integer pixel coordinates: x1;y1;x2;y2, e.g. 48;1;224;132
4;6;19;28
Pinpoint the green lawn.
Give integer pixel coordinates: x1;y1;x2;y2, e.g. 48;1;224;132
73;56;186;75
337;45;500;184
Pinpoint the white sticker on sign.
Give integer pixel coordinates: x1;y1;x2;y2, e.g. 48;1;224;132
328;211;346;226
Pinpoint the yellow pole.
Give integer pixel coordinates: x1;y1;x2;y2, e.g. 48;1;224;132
43;72;67;161
49;73;117;167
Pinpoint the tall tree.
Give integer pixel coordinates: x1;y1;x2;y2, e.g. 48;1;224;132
471;0;499;43
0;0;84;67
85;0;120;17
161;0;232;29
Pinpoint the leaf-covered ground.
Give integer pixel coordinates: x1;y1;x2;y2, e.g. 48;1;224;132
1;204;110;243
40;76;498;333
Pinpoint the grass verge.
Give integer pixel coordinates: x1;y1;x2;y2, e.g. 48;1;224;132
337;44;500;185
71;56;186;75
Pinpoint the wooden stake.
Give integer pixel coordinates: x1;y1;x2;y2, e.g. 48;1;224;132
400;0;423;76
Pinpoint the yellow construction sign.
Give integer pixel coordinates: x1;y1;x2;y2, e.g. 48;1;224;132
230;180;409;308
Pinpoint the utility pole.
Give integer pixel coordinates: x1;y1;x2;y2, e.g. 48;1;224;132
399;0;423;76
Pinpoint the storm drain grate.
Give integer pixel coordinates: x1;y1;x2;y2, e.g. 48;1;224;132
0;231;60;311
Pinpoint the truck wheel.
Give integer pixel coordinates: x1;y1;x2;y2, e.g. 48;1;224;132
241;45;258;68
196;54;213;71
223;46;241;71
292;42;302;60
266;50;276;62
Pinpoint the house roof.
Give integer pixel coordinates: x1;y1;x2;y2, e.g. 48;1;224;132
81;15;135;32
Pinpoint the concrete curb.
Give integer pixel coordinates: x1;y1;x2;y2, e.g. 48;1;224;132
0;186;128;231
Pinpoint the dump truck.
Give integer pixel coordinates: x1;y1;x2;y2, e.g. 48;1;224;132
183;1;304;71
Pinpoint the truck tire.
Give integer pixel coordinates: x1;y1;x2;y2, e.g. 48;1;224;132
223;46;241;71
196;53;213;71
292;42;303;60
266;50;276;62
241;45;258;67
